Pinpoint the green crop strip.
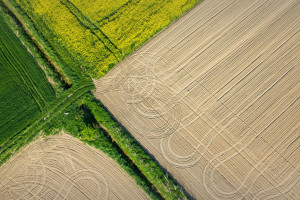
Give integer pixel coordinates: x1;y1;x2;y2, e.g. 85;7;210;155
0;13;56;150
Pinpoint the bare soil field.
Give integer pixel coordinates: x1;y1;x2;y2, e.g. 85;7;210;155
0;134;150;199
95;0;300;199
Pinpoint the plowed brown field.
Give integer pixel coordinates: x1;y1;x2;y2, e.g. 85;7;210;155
95;0;300;199
0;134;150;200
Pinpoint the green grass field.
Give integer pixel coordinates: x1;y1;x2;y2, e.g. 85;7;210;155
0;14;56;146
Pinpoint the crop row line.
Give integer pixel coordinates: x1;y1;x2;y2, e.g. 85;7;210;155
2;0;73;86
0;39;46;110
96;0;137;24
60;0;123;59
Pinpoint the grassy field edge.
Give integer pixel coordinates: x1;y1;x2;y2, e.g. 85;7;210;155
85;96;189;200
2;0;76;86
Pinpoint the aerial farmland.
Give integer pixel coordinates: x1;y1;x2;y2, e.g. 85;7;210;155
0;0;299;199
95;0;300;199
0;133;150;199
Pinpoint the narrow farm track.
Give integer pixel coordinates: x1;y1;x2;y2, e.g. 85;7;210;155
0;84;94;165
0;134;150;199
95;0;300;199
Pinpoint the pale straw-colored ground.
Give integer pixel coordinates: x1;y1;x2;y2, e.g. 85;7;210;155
0;133;150;200
95;0;300;199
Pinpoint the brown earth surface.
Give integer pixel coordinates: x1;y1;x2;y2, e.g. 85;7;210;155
95;0;300;199
0;133;150;200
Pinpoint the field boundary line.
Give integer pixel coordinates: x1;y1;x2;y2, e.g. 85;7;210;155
87;99;190;200
2;0;72;86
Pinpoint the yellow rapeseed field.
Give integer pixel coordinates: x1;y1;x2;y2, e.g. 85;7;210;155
15;0;201;77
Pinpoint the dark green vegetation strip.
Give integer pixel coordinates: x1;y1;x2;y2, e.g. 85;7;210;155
0;14;55;147
85;97;188;200
46;93;164;200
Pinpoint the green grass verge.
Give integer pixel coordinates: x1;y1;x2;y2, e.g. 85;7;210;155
0;1;67;94
84;95;188;200
45;93;164;200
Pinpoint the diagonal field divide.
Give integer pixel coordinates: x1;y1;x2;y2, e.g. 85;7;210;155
95;0;300;199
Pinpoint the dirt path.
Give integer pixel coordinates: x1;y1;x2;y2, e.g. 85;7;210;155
95;0;300;199
0;133;150;199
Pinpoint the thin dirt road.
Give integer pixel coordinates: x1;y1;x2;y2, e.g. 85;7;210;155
95;0;300;199
0;134;150;200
